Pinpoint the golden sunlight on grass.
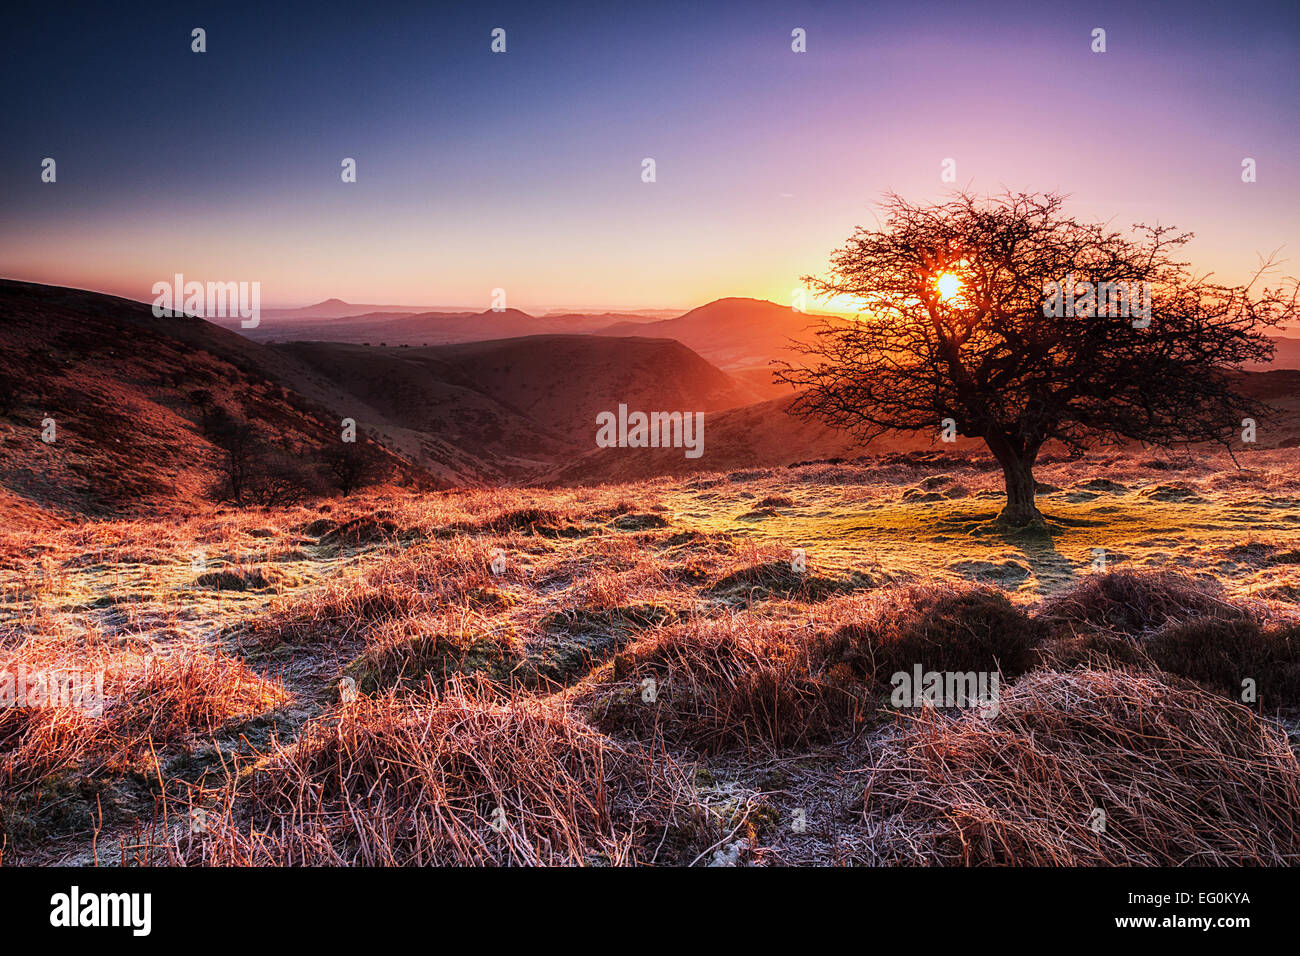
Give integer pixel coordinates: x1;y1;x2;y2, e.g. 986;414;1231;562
1;448;1298;866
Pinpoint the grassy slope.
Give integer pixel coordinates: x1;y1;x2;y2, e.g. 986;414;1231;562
0;280;429;516
1;448;1297;865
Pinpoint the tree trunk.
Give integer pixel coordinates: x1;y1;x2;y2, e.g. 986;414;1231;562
985;436;1043;527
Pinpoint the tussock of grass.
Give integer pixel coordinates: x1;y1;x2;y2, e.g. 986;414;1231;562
1141;483;1204;502
580;584;1047;754
1145;617;1300;707
195;566;283;591
1036;628;1147;671
242;539;513;647
343;617;520;694
1040;569;1248;637
1073;478;1128;494
458;507;587;538
580;615;871;753
524;603;676;688
708;560;878;602
243;574;419;647
178;678;708;866
610;512;669;531
318;516;402;546
868;668;1300;865
0;641;288;790
826;585;1042;685
120;651;290;742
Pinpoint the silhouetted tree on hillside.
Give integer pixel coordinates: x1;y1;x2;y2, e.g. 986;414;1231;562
778;192;1296;526
206;410;260;503
324;442;374;496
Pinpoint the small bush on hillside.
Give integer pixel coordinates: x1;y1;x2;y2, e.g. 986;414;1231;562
322;442;376;496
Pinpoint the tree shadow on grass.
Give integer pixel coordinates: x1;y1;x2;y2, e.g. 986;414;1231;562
993;517;1080;594
939;507;1081;594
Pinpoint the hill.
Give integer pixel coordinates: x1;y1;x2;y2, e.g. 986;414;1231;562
5;281;1296;512
539;393;984;485
263;298;441;320
543;369;1300;485
274;334;768;483
228;307;665;348
594;297;845;370
1245;336;1300;371
0;280;428;517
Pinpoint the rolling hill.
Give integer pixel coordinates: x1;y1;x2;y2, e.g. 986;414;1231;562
263;298;443;320
1245;336;1300;371
593;297;844;371
537;393;982;485
0;280;429;517
541;370;1300;486
6;281;1296;514
226;306;666;348
273;334;768;483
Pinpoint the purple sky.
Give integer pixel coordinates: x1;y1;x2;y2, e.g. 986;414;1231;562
1;0;1296;312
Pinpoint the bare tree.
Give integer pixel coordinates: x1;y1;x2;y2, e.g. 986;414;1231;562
324;441;373;496
186;388;219;433
778;192;1295;526
206;411;260;504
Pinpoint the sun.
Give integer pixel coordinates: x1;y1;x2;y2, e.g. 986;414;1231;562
935;272;963;302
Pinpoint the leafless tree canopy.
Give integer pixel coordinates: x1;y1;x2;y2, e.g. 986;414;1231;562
777;191;1297;524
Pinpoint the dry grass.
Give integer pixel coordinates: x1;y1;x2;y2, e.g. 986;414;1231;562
239;537;510;648
0;638;289;790
1039;569;1249;636
1;449;1297;865
578;583;1043;754
175;677;708;866
578;614;871;753
823;584;1043;685
1144;616;1300;707
343;614;521;694
867;668;1300;865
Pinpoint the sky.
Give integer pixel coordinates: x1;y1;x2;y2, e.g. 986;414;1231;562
1;0;1297;312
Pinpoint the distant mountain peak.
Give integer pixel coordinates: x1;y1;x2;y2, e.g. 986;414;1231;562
474;307;534;319
684;296;785;314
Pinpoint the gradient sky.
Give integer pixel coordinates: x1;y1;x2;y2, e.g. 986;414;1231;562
1;0;1297;312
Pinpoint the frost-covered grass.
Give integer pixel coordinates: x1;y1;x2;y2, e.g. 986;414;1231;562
1;448;1298;865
